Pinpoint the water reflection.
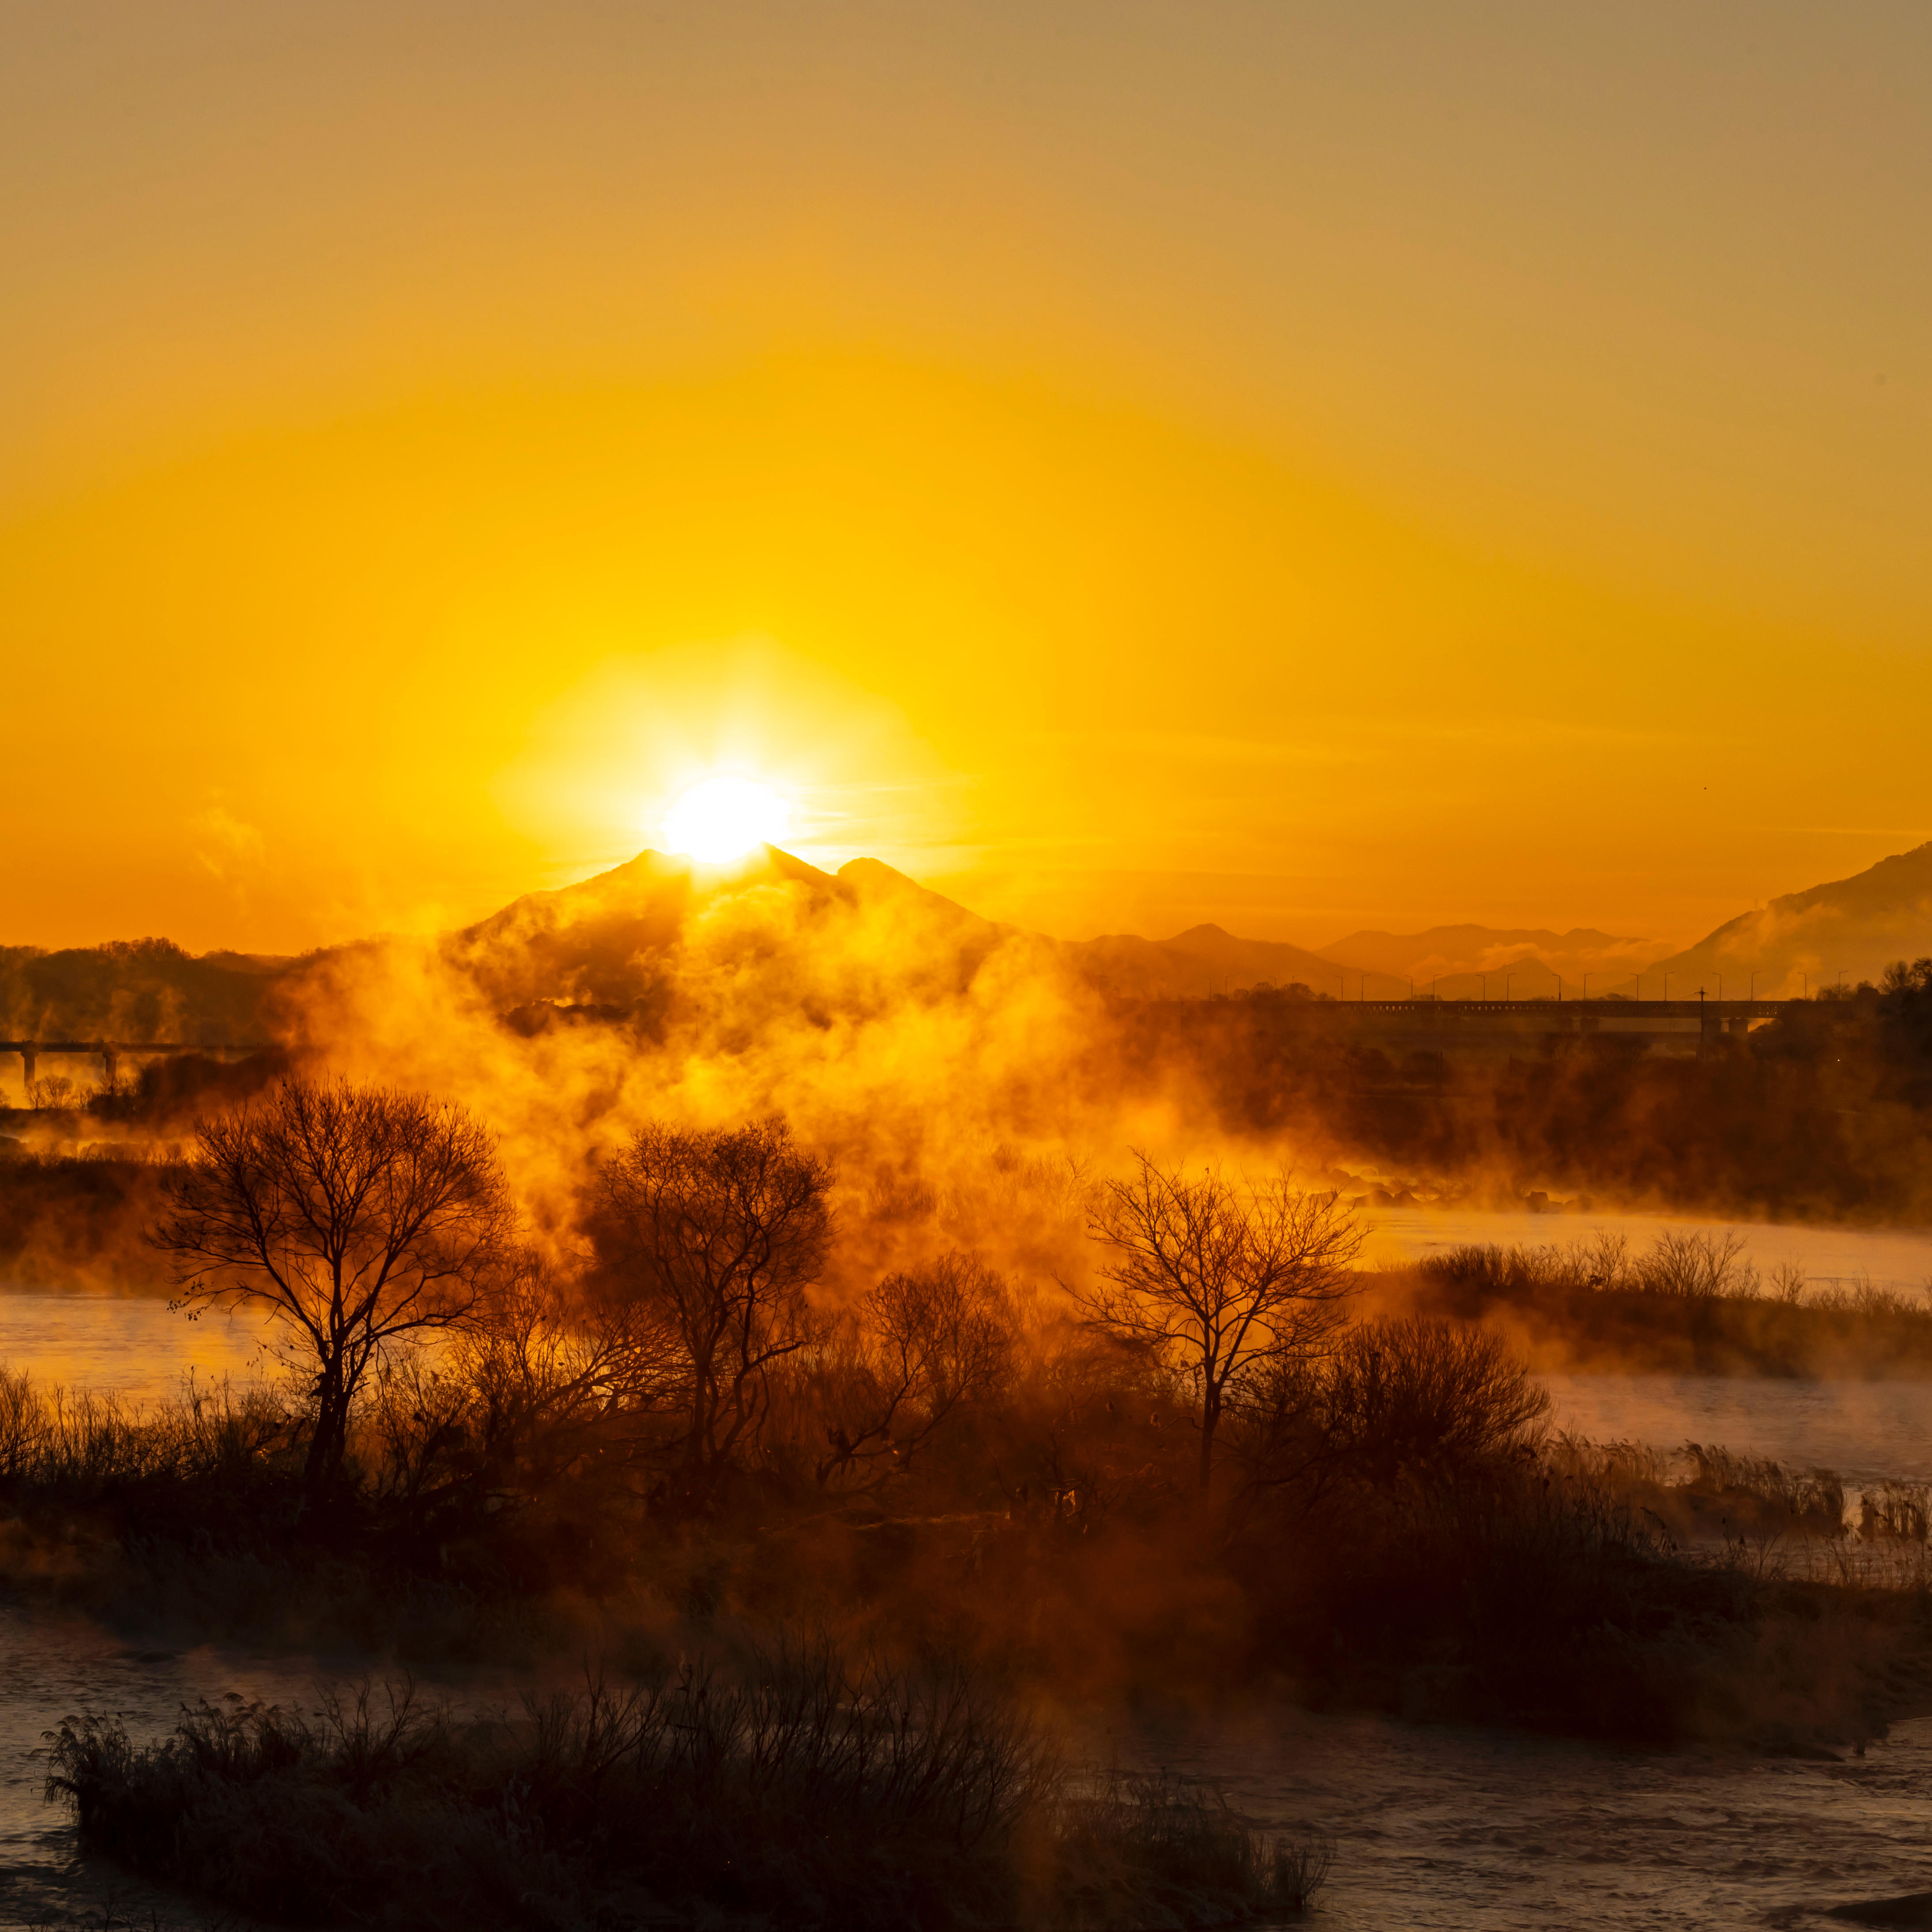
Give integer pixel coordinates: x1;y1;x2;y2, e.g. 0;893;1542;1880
5;1229;1932;1928
1117;1700;1932;1931
1547;1374;1932;1487
0;1295;273;1406
1367;1205;1932;1298
0;1608;319;1928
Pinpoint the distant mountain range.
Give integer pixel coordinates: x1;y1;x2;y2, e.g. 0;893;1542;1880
0;939;289;1048
8;838;1932;1046
1641;842;1932;997
1063;923;1341;1000
1315;925;1666;1001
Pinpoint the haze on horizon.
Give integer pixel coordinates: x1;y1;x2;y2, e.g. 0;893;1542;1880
4;2;1930;957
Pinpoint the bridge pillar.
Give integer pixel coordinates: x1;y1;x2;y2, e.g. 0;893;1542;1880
1699;1005;1722;1055
18;1047;34;1095
100;1048;118;1088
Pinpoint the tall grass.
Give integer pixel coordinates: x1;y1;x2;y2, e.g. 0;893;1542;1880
1424;1228;1932;1318
45;1648;1326;1929
1415;1232;1932;1376
1422;1228;1769;1300
0;1368;291;1499
1043;1769;1333;1926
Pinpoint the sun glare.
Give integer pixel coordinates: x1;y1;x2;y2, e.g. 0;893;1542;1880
661;776;792;863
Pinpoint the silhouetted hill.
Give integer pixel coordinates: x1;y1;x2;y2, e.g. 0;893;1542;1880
1318;924;1663;1000
1066;924;1345;999
1644;843;1932;996
437;847;1032;1035
30;838;1932;1050
444;847;842;1009
835;857;1021;980
0;940;287;1044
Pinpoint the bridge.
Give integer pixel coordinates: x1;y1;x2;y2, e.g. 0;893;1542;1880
1235;996;1798;1059
2;1039;254;1090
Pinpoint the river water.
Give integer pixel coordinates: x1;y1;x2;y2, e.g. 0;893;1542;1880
1363;1202;1932;1298
7;1211;1932;1928
0;1611;320;1929
0;1295;274;1407
1118;1701;1932;1930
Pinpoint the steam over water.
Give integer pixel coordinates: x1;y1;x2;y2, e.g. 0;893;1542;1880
1367;1203;1932;1298
0;1294;272;1405
8;1628;1931;1930
1547;1373;1932;1488
0;1611;320;1928
9;1214;1932;1927
1120;1703;1932;1931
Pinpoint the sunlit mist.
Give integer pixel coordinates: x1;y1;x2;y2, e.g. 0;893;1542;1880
661;775;792;862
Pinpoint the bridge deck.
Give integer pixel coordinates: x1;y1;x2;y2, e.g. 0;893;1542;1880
0;1040;250;1053
1274;999;1791;1019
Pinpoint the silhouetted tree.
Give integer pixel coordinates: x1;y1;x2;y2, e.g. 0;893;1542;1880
1078;1152;1363;1494
153;1078;513;1504
441;1252;681;1510
593;1118;832;1499
1315;1315;1548;1486
812;1252;1016;1490
1223;1314;1548;1536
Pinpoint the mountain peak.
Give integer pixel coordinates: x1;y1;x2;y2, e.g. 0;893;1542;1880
1646;840;1932;993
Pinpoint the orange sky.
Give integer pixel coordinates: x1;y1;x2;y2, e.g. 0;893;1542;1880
4;3;1929;955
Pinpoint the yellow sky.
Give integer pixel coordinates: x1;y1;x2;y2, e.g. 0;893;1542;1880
4;3;1929;953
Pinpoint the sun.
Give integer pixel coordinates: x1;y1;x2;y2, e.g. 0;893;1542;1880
660;775;792;863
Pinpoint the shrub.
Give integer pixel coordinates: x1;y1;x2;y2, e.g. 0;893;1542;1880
46;1647;1332;1929
1038;1769;1332;1926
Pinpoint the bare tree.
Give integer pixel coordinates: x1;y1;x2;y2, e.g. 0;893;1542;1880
813;1253;1015;1490
592;1117;832;1497
26;1074;79;1113
152;1078;513;1503
1228;1313;1549;1518
369;1254;681;1525
1077;1152;1363;1494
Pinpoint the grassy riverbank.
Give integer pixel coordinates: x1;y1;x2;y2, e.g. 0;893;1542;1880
1;1325;1925;1754
44;1651;1329;1932
1390;1231;1932;1376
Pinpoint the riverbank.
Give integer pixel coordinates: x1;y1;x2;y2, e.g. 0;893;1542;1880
1361;1230;1932;1378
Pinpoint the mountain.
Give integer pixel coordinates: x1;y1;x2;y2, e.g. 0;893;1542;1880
444;846;1027;1031
1065;923;1346;1000
1643;843;1932;996
0;938;289;1045
25;836;1932;1050
444;845;841;1009
1318;925;1665;1001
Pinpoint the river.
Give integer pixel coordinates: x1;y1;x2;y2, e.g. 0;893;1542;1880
0;1295;274;1407
6;1211;1932;1927
1115;1700;1932;1930
1363;1202;1932;1298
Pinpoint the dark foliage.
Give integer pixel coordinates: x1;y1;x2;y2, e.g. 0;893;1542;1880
0;1154;185;1291
1111;967;1932;1224
0;941;284;1048
1414;1234;1932;1375
44;1653;1324;1929
154;1079;515;1503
